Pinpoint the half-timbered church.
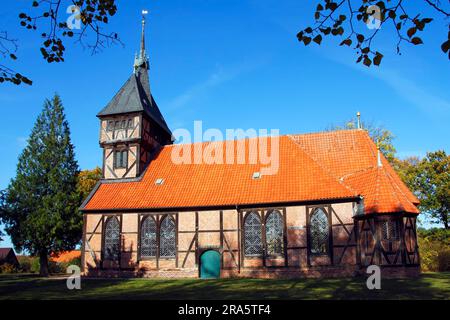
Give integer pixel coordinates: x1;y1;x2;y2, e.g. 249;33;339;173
81;15;421;278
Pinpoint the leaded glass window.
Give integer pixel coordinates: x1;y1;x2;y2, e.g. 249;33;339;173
310;208;329;255
244;212;263;256
140;216;157;258
265;210;284;256
103;217;120;261
381;220;399;241
160;216;176;257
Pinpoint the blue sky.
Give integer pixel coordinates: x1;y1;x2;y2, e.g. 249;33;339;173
1;1;449;248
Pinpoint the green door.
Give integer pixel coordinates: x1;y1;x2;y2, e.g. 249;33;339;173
200;250;221;279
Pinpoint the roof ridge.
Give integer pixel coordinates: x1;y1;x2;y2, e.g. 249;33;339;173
288;128;365;137
373;167;381;211
383;164;416;211
340;165;376;181
166;130;370;148
287;135;359;197
96;76;134;116
379;167;406;212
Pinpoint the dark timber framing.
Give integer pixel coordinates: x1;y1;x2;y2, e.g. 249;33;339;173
85;203;420;276
354;213;420;268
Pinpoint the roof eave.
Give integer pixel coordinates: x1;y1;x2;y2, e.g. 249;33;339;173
81;196;361;213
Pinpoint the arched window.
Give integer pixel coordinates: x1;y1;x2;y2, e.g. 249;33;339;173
104;216;120;260
140;216;157;258
160;216;176;257
265;210;284;256
244;212;263;256
310;208;329;255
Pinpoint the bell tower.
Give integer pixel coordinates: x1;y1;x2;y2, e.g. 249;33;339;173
97;11;172;180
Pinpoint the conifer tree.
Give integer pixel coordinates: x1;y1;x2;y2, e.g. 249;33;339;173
0;94;82;276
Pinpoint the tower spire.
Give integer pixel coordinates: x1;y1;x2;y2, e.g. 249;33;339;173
134;10;149;72
140;10;147;60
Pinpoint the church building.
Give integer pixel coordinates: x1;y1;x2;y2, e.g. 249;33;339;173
80;15;421;279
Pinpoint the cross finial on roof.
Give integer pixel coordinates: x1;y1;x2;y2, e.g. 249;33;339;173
134;9;150;73
356;111;362;130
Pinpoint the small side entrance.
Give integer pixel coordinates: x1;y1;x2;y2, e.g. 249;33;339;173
200;250;221;279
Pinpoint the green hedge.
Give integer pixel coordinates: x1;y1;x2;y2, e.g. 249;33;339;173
13;255;81;274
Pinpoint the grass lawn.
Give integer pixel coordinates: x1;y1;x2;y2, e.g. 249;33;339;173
0;272;448;300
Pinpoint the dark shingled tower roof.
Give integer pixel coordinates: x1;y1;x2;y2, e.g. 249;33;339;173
97;12;171;136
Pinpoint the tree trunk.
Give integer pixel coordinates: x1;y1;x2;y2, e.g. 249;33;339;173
39;250;49;277
442;212;449;229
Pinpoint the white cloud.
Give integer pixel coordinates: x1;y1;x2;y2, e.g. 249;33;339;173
374;69;450;114
166;60;266;111
321;51;450;115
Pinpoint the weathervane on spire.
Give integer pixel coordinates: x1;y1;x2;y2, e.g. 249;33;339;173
133;9;150;73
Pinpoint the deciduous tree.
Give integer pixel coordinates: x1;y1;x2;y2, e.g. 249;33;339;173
77;167;102;200
298;1;450;66
1;0;121;85
394;151;449;229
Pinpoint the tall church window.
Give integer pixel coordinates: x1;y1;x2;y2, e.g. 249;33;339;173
160;216;176;257
140;216;157;258
265;210;284;256
244;212;263;256
103;216;120;261
114;150;128;169
310;208;329;255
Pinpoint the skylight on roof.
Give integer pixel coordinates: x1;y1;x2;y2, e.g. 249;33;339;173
155;178;164;185
252;172;261;180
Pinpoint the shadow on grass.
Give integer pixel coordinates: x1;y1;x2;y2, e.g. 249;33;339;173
0;273;448;300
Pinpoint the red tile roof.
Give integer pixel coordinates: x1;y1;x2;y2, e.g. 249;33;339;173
50;250;81;263
82;130;419;215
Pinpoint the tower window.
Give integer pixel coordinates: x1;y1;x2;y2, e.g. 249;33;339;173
114;150;128;169
107;118;133;133
107;121;114;131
